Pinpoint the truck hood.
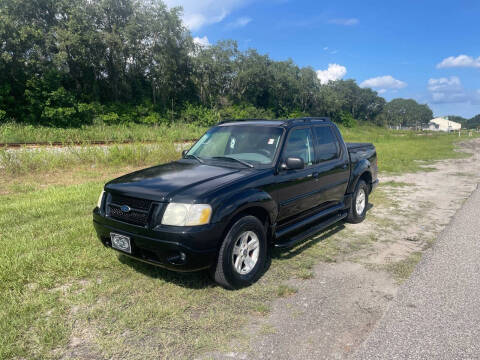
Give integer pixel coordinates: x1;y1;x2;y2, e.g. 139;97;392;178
105;160;243;201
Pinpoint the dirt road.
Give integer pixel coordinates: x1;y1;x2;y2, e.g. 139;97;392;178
203;138;480;359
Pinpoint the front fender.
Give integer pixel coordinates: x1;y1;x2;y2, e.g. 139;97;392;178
347;159;372;194
211;188;277;225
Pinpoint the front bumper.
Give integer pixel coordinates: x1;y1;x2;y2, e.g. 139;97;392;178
93;210;224;272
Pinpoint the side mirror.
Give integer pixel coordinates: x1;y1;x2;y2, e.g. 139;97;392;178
283;157;304;170
182;150;188;158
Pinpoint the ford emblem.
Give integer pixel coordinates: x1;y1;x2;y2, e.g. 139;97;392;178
121;205;131;213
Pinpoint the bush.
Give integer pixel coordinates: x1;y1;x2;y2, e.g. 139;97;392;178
218;104;274;120
96;112;120;124
138;112;168;125
39;88;96;127
181;103;219;126
284;110;308;119
339;112;358;128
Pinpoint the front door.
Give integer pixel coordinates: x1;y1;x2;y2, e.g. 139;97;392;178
275;127;318;223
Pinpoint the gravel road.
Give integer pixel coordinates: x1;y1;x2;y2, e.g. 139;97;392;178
352;185;480;359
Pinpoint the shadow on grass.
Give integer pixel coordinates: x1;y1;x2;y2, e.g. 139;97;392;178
118;254;214;289
117;208;374;289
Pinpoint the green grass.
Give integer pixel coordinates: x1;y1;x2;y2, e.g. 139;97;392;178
339;125;477;173
384;252;423;282
0;122;206;144
276;284;298;297
0;143;180;176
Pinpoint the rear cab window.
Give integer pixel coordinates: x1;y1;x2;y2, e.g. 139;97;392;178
313;126;340;162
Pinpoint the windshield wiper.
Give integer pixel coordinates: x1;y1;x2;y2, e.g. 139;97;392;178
184;154;204;163
211;156;254;168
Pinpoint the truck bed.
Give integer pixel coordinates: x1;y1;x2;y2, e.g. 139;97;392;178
346;142;376;168
346;142;375;151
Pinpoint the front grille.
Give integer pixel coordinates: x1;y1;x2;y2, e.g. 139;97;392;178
110;193;152;211
108;204;149;226
106;193;153;226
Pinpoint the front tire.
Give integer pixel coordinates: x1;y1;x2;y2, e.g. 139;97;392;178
347;179;369;223
211;215;267;289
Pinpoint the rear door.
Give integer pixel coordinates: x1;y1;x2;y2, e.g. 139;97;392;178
275;126;319;223
311;125;350;207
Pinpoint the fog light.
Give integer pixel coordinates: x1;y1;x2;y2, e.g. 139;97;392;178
113;237;129;250
168;251;187;265
110;233;132;254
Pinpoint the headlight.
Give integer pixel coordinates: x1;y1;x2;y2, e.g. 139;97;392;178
161;203;212;226
97;190;105;208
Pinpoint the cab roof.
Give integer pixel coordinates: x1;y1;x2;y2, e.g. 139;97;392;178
217;117;332;129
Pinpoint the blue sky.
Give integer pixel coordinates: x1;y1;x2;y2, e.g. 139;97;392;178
165;0;480;118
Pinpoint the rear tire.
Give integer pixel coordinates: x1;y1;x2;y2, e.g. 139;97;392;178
211;215;267;289
347;179;369;224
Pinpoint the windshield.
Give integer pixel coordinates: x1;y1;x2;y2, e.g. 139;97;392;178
187;125;284;166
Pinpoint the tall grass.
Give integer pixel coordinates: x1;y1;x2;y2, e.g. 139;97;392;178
0;122;206;144
0;143;181;176
2;124;475;176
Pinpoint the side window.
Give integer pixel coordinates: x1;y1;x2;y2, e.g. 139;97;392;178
313;126;339;162
283;128;314;166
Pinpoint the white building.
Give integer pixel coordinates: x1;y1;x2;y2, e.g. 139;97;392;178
428;117;461;132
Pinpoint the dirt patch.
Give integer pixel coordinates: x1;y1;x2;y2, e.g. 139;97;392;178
57;320;102;360
353;138;480;269
205;138;480;359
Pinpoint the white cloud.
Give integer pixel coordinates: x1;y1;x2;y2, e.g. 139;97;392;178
227;16;252;28
360;76;407;92
427;76;462;92
328;18;359;26
322;46;338;55
164;0;250;30
193;36;211;47
427;76;475;104
437;54;480;69
360;75;406;94
316;64;347;85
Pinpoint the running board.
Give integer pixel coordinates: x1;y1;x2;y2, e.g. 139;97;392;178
275;202;345;239
274;211;347;249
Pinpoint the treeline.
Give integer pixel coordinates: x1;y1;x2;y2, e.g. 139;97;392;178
1;0;433;128
447;115;480;129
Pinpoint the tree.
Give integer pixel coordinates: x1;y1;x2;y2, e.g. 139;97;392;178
192;40;239;107
376;99;433;128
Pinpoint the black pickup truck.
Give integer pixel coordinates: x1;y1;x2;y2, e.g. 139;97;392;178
93;117;378;289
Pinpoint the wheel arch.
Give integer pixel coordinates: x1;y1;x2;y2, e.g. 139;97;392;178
347;159;373;194
212;188;277;249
